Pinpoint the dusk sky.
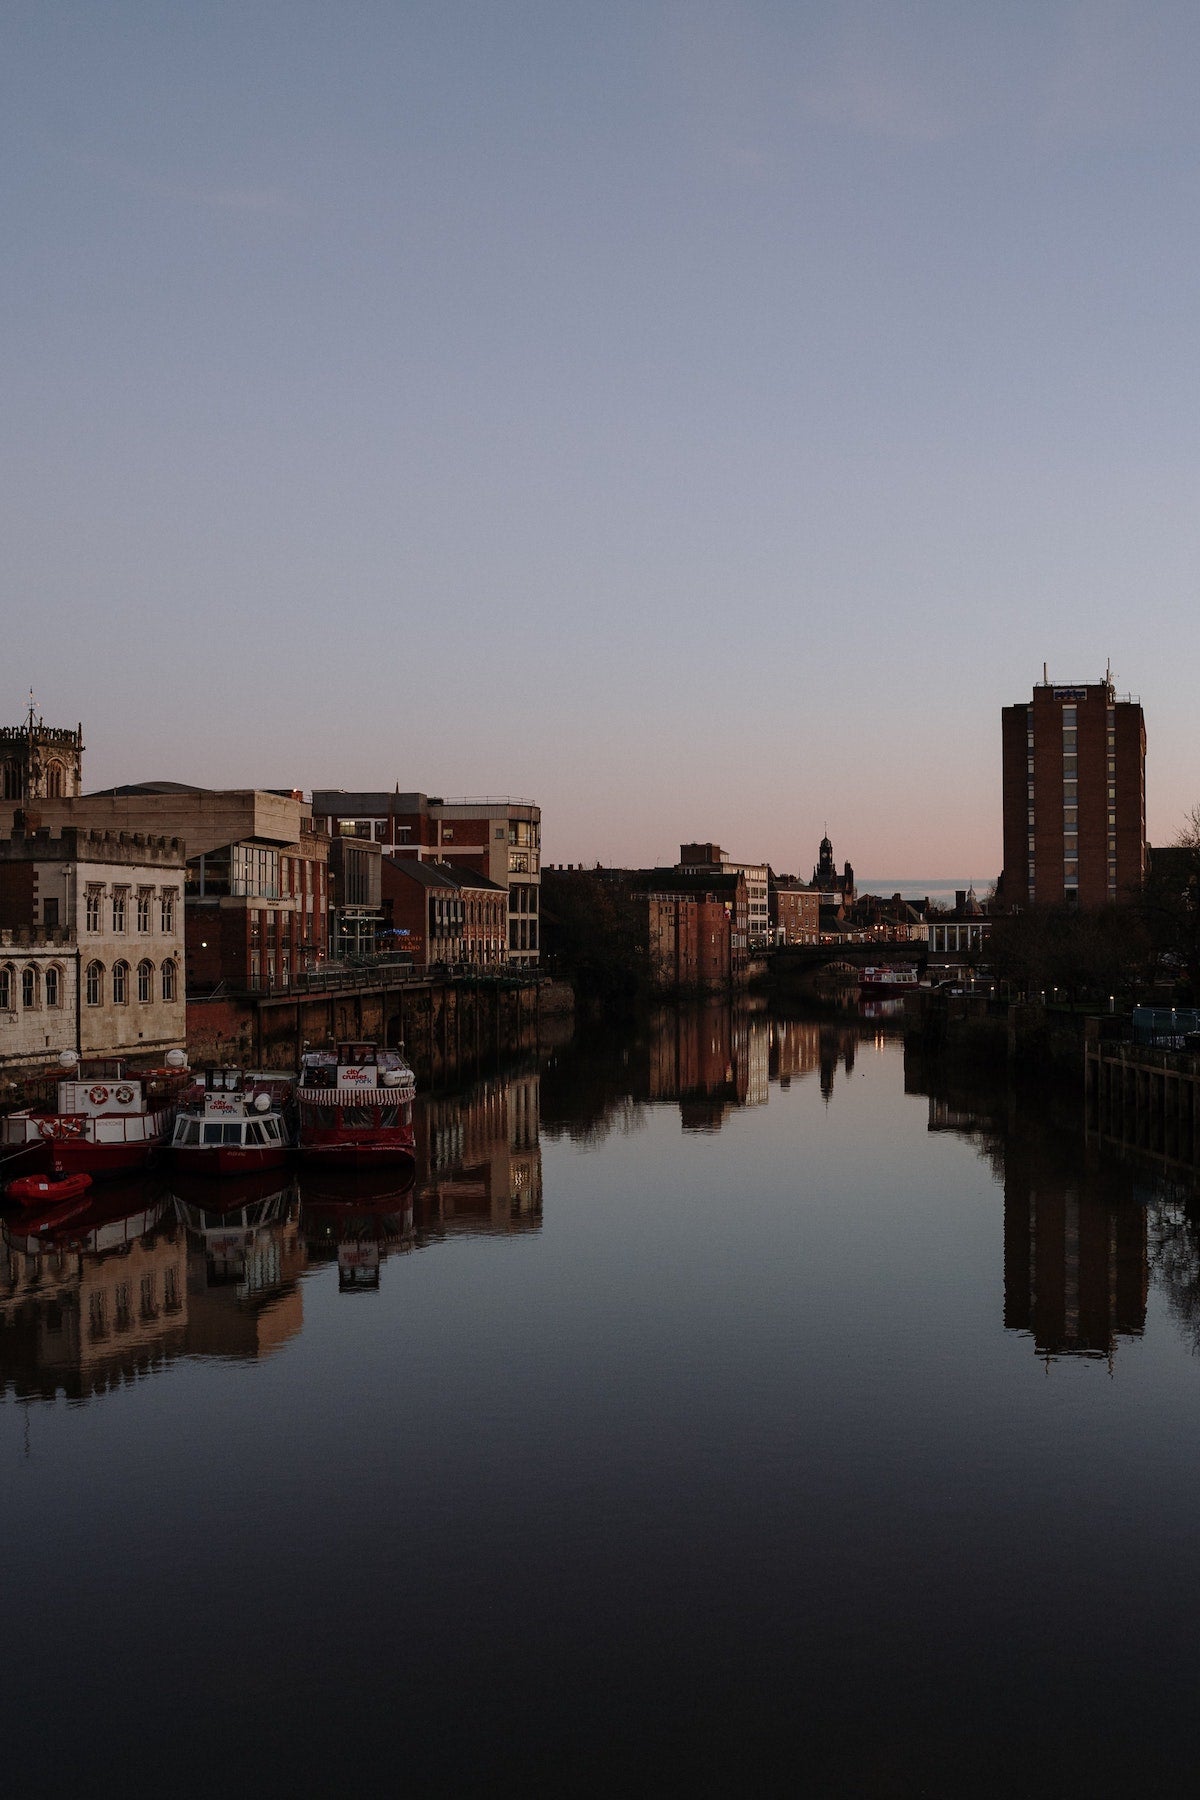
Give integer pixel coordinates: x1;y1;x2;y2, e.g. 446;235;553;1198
5;2;1200;879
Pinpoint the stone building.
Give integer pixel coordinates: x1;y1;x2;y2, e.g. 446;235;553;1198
0;822;186;1067
0;785;331;994
0;707;84;802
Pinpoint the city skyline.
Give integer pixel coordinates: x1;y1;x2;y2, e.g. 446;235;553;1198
6;5;1200;873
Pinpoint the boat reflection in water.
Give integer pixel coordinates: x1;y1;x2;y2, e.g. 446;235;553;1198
301;1166;417;1293
1;1064;545;1392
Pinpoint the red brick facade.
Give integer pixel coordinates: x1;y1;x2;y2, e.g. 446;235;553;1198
1001;680;1146;909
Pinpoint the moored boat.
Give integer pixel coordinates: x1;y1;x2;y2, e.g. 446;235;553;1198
859;965;921;998
168;1066;292;1175
5;1171;93;1207
0;1049;189;1179
296;1041;416;1168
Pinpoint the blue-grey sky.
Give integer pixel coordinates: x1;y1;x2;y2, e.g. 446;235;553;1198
5;2;1199;877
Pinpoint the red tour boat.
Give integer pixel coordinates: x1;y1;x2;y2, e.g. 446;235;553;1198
168;1067;292;1175
296;1042;416;1169
0;1049;190;1179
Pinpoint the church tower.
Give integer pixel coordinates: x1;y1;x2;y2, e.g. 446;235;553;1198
0;701;85;801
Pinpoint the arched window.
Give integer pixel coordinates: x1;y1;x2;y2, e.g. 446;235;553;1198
1;762;20;800
45;964;62;1008
161;958;177;1002
21;966;38;1008
137;959;153;1003
45;761;65;797
112;960;129;1005
86;961;104;1006
0;965;13;1009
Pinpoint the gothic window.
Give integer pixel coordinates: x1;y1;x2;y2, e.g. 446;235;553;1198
0;965;12;1009
45;761;64;797
86;886;103;932
112;960;129;1004
111;888;128;933
21;966;37;1008
45;964;61;1008
137;959;153;1003
1;762;19;799
86;961;103;1006
160;889;176;933
161;958;177;1002
137;889;152;932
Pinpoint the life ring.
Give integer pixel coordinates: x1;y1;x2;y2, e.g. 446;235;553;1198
36;1117;55;1139
88;1085;109;1106
115;1085;134;1104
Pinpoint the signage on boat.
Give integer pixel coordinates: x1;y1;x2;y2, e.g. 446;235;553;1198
205;1096;240;1113
341;1067;372;1084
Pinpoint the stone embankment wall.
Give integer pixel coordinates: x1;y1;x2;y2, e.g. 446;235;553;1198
186;976;570;1084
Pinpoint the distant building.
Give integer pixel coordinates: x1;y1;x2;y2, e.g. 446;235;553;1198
1000;674;1146;908
0;819;186;1067
769;874;820;945
678;843;768;946
312;791;541;967
810;833;855;907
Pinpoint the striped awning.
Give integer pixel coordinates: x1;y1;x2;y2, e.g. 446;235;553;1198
297;1086;415;1105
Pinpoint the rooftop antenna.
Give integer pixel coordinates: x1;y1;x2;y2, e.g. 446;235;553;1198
1043;661;1048;684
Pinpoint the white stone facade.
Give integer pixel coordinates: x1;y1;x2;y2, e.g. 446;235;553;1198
0;827;186;1070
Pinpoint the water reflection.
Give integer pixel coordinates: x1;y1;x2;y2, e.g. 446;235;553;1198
906;1044;1154;1364
542;1003;874;1142
1;1064;543;1400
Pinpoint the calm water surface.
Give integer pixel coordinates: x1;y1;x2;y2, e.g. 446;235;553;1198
4;1006;1200;1798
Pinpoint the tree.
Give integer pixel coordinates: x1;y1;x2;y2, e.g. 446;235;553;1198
1141;806;1200;1000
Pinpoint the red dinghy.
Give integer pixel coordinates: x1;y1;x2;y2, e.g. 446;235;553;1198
6;1171;93;1206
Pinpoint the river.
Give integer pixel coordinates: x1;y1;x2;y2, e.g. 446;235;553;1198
3;1003;1200;1797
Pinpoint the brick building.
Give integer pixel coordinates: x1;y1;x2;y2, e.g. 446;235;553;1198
0;821;186;1067
312;791;541;966
380;857;507;972
679;843;769;946
769;875;820;945
1000;674;1147;909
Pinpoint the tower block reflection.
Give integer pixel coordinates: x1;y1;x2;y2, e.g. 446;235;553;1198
1004;1171;1147;1361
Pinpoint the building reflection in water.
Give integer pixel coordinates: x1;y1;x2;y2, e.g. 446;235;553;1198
0;1064;545;1400
907;1044;1149;1366
1003;1175;1147;1362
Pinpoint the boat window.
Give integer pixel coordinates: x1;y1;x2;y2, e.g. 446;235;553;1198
202;1124;223;1144
342;1106;375;1128
378;1104;400;1128
185;1120;201;1145
247;1123;264;1144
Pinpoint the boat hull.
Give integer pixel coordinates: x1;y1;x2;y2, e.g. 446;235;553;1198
170;1144;291;1177
297;1139;416;1170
